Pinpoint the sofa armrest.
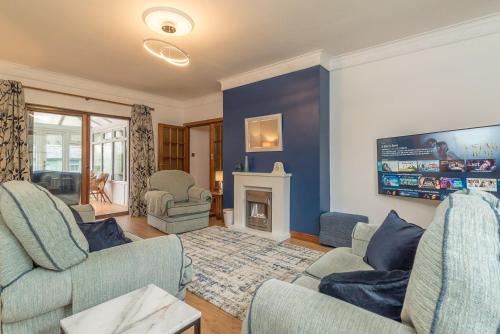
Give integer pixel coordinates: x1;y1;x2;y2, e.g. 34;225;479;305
70;204;95;222
243;279;414;334
351;223;380;257
188;186;212;203
70;235;189;313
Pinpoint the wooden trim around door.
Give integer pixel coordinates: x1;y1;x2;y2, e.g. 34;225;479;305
27;103;131;209
81;113;90;204
183;117;223;128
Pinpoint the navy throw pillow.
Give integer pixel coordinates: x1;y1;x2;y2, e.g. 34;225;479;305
319;270;410;321
363;210;424;271
77;218;132;252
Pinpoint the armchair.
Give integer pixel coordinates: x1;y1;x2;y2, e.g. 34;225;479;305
243;190;500;334
145;170;212;234
0;204;191;334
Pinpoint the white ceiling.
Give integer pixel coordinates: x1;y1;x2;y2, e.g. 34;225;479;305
1;0;499;100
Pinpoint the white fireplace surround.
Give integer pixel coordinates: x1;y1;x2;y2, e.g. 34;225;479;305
232;172;291;242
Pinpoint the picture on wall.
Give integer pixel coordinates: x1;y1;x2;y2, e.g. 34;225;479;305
245;113;283;152
377;124;500;201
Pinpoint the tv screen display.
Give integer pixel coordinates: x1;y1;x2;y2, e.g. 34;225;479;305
377;125;500;201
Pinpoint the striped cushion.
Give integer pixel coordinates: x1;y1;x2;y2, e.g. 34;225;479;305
0;181;89;271
401;190;500;333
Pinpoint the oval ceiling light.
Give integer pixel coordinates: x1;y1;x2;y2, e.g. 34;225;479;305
143;39;190;66
143;7;194;36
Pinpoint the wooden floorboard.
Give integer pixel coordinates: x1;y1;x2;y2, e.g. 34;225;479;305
115;215;331;334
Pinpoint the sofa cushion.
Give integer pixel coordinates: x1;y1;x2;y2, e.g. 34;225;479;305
168;201;211;217
293;275;320;291
0;181;89;271
0;215;33;288
319;270;410;321
305;247;373;279
0;267;71;323
149;170;195;202
364;210;424;271
401;190;500;334
77;218;132;252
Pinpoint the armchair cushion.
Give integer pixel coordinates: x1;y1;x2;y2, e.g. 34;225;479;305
168;201;211;216
305;247;373;279
319;270;410;322
188;186;212;202
149;170;195;202
364;210;423;271
76;218;132;252
0;181;89;271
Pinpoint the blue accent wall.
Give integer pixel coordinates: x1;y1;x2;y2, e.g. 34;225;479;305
223;65;330;235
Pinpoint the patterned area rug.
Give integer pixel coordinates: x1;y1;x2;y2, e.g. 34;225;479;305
179;226;324;320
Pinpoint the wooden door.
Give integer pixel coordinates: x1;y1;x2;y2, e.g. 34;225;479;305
209;122;223;192
158;124;188;171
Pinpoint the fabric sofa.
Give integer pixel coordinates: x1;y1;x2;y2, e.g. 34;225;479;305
243;189;499;334
145;170;212;234
0;204;192;334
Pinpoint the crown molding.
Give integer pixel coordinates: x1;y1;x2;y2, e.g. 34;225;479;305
219;49;331;91
0;60;184;109
330;13;500;70
183;92;223;108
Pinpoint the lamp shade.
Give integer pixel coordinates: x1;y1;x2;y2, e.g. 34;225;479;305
215;171;223;182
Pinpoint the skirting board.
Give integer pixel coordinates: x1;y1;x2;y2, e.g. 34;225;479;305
290;231;320;244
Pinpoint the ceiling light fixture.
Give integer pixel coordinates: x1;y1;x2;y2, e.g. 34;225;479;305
143;39;190;66
143;7;194;36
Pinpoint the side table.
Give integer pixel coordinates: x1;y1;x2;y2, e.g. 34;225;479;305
60;284;201;334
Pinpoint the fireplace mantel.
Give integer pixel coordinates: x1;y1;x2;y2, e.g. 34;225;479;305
231;172;291;241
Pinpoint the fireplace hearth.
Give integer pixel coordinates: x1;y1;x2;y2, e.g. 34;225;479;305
246;190;272;232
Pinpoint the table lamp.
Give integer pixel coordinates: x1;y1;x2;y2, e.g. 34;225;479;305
215;171;223;194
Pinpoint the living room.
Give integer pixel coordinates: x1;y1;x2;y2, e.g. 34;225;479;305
0;1;499;334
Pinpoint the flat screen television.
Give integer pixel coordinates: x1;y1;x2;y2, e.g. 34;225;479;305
377;125;500;201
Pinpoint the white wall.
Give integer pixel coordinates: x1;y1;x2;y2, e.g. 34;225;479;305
183;92;223;123
189;126;211;189
331;32;500;227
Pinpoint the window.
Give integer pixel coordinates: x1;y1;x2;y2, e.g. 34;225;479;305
45;134;63;171
91;125;128;181
113;141;125;181
102;142;113;175
93;144;102;172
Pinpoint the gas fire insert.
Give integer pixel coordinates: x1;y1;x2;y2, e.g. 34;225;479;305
246;189;272;232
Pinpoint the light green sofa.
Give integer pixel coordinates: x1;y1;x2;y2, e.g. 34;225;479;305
243;190;500;334
145;170;212;234
0;204;192;334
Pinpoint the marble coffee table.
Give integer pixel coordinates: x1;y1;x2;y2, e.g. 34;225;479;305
60;284;201;334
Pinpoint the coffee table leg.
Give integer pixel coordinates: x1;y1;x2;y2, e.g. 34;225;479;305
194;318;201;334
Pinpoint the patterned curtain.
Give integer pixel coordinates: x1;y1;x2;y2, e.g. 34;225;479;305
129;104;156;216
0;80;31;183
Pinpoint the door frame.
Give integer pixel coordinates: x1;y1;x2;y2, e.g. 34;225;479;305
183;117;223;192
27;103;131;207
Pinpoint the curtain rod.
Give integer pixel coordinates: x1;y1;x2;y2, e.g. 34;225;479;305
24;85;154;110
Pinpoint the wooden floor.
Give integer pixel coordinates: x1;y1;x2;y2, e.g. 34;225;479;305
114;215;330;334
90;198;128;217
